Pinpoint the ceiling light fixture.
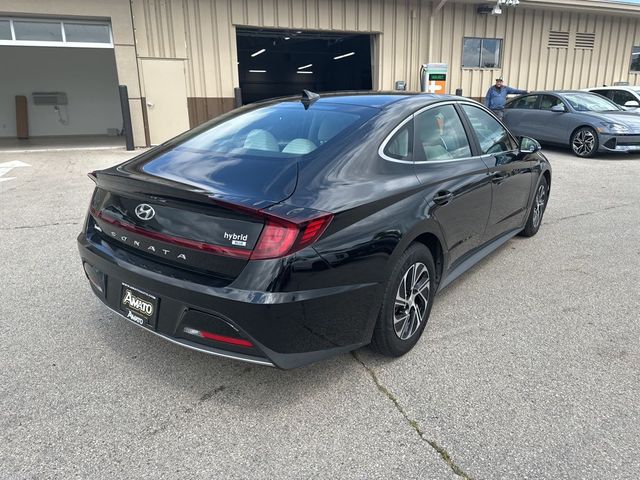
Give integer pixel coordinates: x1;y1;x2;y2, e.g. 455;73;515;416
251;48;266;57
297;71;313;74
333;52;355;60
284;36;290;40
298;64;313;70
249;69;267;73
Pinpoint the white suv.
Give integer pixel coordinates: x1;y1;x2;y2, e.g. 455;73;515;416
584;86;640;111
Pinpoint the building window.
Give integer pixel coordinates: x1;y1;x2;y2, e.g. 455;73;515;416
462;38;502;68
13;20;63;42
64;23;111;44
0;17;113;48
631;46;640;72
0;19;11;40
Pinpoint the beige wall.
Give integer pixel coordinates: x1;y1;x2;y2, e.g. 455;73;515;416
0;0;147;146
130;0;432;101
131;0;640;121
2;0;640;144
430;1;640;98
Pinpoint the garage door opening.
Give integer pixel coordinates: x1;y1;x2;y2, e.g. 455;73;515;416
0;18;123;149
236;28;373;104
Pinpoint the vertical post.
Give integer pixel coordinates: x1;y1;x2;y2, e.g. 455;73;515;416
233;87;243;108
118;85;134;151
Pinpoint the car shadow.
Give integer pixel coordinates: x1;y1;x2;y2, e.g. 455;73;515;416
541;144;640;161
87;301;356;406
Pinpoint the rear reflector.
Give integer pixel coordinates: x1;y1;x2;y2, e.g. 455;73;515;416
183;327;253;348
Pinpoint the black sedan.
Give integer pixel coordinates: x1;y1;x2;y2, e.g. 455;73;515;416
504;91;640;157
78;92;551;369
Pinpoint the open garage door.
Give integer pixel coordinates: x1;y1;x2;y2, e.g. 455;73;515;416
0;18;122;147
236;28;373;104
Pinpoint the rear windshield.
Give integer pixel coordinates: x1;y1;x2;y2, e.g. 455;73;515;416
140;101;376;191
151;102;373;158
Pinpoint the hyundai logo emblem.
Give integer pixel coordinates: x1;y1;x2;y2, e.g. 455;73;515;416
134;203;156;221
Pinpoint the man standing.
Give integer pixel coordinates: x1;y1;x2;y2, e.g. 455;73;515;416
484;76;527;120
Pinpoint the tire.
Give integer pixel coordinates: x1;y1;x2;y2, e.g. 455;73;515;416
371;243;436;357
571;127;599;158
520;176;549;237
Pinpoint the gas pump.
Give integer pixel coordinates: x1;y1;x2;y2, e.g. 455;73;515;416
419;63;448;94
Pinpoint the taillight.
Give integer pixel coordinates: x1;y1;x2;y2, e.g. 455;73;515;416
251;214;333;260
87;171;97;183
251;222;299;259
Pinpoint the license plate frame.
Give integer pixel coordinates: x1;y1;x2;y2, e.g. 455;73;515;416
120;282;159;328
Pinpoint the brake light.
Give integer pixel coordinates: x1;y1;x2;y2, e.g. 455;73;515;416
251;214;333;260
252;222;299;259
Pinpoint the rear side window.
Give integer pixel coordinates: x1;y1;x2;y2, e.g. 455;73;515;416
589;89;613;100
509;95;538;109
160;102;371;158
383;120;413;160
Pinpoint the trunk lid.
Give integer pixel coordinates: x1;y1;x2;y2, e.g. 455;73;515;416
88;152;297;278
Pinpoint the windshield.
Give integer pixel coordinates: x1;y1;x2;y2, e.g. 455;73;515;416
562;93;622;112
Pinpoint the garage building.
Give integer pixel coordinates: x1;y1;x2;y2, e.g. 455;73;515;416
1;0;639;147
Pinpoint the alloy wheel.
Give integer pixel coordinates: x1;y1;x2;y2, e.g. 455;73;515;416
572;129;595;156
532;183;546;228
394;262;430;340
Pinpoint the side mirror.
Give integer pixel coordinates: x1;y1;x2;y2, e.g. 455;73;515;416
519;136;541;154
550;105;566;113
624;100;640;107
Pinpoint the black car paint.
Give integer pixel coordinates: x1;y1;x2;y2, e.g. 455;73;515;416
78;93;551;369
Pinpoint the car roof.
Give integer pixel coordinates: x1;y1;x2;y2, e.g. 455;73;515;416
526;90;593;95
586;85;640;91
254;91;462;109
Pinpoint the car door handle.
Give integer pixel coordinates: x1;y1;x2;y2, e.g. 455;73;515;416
492;172;509;183
433;191;453;205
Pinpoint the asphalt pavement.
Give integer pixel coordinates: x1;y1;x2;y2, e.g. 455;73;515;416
1;145;638;479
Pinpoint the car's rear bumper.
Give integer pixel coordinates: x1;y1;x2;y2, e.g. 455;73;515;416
77;234;378;369
599;134;640;152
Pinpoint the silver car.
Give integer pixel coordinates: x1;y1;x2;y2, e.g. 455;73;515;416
585;86;640;111
503;91;640;157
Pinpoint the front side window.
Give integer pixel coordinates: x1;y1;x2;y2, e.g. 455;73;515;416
631;46;640;72
509;95;539;110
539;95;565;111
611;90;637;107
462;38;503;68
414;105;472;162
461;105;516;154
